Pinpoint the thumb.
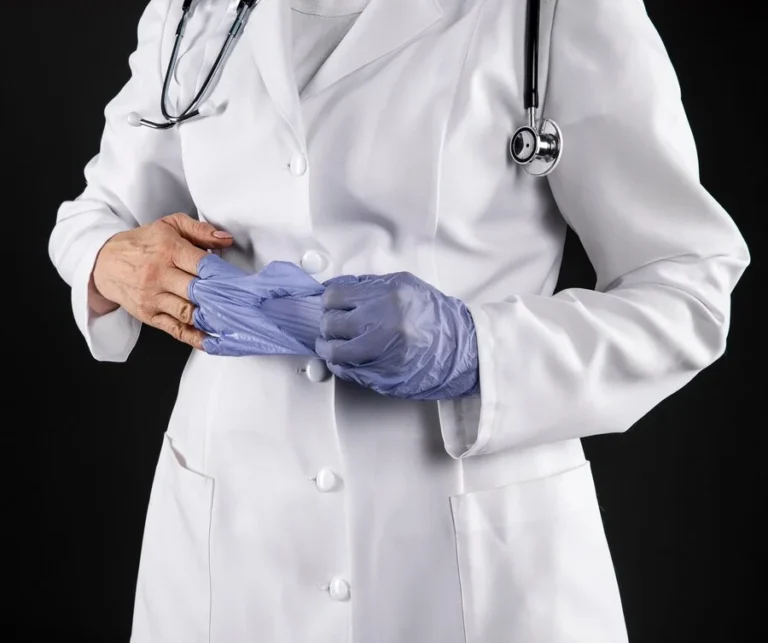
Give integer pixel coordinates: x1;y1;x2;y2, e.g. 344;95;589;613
162;212;234;249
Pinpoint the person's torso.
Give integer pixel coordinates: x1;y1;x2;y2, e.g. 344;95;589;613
128;2;624;642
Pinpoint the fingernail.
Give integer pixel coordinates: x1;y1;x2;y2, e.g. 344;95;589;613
212;230;233;239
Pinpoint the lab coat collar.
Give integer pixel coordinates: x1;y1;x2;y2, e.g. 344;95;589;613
300;0;445;101
243;0;305;145
243;0;444;143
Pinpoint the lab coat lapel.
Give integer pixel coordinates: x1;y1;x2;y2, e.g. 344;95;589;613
243;0;305;145
300;0;444;101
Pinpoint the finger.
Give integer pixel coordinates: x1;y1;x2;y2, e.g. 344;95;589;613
316;338;343;362
170;237;210;275
324;358;409;399
322;274;382;288
315;335;382;366
161;213;234;250
159;266;197;300
323;359;369;388
322;279;385;310
154;292;196;326
322;274;361;288
320;308;370;340
151;313;206;350
191;301;216;334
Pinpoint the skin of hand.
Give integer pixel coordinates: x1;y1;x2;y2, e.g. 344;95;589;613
91;213;233;349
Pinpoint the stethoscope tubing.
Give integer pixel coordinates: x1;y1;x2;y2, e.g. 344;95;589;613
133;0;562;176
136;0;257;129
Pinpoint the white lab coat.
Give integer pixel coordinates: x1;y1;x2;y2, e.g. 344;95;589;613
49;0;749;641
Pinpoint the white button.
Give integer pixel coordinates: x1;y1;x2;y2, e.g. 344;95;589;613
315;468;341;492
305;358;331;383
289;154;308;176
328;576;351;601
300;250;328;274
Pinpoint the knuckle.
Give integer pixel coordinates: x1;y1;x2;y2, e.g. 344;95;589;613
183;328;201;348
157;213;187;238
320;313;332;336
325;345;338;363
154;217;173;233
135;302;152;320
148;312;165;330
179;301;194;324
167;241;183;266
392;286;410;307
320;287;334;308
167;320;184;340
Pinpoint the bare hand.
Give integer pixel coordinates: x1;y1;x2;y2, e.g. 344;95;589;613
91;213;234;350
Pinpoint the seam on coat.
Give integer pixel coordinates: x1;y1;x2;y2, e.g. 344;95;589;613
201;357;226;642
609;278;728;325
207;477;215;643
600;249;740;312
430;0;487;291
449;499;469;642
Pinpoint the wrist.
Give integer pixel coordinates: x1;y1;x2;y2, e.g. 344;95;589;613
88;233;120;315
88;273;119;315
89;238;121;315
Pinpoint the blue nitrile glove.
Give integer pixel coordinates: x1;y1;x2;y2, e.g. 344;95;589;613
189;254;325;356
315;272;480;400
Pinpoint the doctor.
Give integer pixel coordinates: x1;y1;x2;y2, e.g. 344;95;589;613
49;0;749;641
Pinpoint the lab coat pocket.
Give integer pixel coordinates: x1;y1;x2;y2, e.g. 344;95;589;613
130;433;214;643
450;462;627;643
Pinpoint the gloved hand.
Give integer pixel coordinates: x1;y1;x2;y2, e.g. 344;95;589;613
315;272;479;400
189;254;325;356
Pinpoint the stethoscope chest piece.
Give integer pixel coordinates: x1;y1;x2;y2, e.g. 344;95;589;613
510;117;563;177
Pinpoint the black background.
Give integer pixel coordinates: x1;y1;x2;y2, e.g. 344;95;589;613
5;1;763;641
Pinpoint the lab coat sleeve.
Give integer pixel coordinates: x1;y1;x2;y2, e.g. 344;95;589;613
48;0;193;362
438;0;750;457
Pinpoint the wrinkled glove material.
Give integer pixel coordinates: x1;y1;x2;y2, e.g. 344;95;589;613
189;254;324;356
316;272;480;400
189;257;480;401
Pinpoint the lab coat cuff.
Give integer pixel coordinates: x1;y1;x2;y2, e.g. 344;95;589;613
437;304;497;459
71;224;141;362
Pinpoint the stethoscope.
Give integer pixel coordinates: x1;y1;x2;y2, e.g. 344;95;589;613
128;0;259;129
129;0;563;177
509;0;563;176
